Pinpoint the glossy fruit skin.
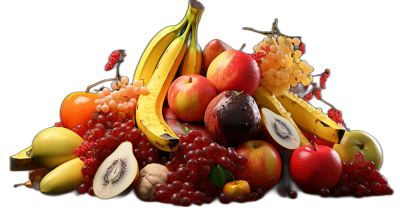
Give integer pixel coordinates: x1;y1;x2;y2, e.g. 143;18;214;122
40;158;84;194
232;140;281;191
201;39;232;74
333;131;383;170
207;50;261;96
223;180;251;201
204;90;261;147
60;92;97;130
167;74;217;122
290;145;342;194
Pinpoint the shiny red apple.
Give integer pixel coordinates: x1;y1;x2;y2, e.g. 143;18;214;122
167;74;217;122
290;145;342;194
207;50;261;96
201;39;232;74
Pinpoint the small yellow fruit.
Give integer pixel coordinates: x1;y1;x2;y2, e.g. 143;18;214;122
40;158;84;195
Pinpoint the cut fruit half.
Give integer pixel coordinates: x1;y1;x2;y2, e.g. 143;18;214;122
93;141;138;199
261;108;300;150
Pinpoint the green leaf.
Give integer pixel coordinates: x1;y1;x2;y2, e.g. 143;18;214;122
208;164;233;188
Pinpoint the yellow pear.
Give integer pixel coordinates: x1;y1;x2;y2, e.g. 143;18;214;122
31;127;83;169
40;158;84;195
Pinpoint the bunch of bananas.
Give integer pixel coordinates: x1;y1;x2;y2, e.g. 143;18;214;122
134;0;204;152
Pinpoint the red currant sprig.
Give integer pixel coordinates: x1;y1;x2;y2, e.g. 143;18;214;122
299;42;305;54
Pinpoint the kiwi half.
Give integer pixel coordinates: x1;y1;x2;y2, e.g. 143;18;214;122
261;108;300;150
93;141;138;199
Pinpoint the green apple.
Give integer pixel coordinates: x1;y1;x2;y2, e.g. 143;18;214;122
333;130;383;170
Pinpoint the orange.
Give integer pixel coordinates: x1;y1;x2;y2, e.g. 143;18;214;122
60;92;97;130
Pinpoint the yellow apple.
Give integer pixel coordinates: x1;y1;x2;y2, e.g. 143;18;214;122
333;130;383;170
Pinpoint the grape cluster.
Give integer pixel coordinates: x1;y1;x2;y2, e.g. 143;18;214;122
154;130;248;206
323;152;393;198
72;110;167;195
253;36;313;96
94;77;148;120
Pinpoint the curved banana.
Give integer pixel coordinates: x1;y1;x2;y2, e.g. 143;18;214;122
179;9;203;76
136;13;196;152
10;146;41;171
276;90;345;144
133;5;190;86
253;86;311;146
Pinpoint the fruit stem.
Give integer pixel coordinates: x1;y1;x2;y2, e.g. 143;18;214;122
242;19;301;39
189;76;192;83
319;98;335;109
358;143;364;150
307;131;317;151
85;78;122;93
239;43;246;51
177;122;191;135
228;171;236;184
234;91;244;96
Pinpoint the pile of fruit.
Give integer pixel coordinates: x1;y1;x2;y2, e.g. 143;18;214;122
10;0;393;205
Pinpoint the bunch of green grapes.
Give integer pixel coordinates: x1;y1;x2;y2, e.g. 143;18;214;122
253;36;313;96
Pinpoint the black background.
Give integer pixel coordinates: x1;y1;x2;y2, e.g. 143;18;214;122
6;1;399;221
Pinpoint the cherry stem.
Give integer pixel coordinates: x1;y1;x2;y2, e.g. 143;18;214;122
239;43;246;51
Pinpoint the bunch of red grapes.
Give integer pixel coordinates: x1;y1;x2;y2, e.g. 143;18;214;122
154;129;250;206
71;110;168;195
319;152;393;198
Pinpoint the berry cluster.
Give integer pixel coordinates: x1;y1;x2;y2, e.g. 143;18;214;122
54;122;63;127
312;88;321;100
251;45;271;66
324;152;393;198
303;92;313;102
328;109;344;125
72;109;170;195
299;42;305;54
154;129;248;206
320;69;330;89
105;50;122;71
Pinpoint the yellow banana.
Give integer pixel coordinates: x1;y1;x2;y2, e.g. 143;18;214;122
136;13;195;152
133;3;190;86
253;86;311;146
10;146;41;171
179;9;203;76
275;90;345;144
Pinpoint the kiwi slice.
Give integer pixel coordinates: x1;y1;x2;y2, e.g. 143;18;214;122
93;142;138;199
261;108;300;149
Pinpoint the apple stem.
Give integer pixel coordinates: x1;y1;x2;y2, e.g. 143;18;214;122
189;76;192;83
239;43;246;51
358;143;364;150
307;131;317;151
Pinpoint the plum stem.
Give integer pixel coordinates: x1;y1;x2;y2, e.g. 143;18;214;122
234;91;244;96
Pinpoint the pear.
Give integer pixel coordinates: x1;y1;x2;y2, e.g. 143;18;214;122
40;158;84;194
31;127;83;169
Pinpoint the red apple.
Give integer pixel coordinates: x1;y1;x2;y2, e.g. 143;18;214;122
232;140;281;191
207;50;261;96
162;107;213;139
167;74;217;122
290;145;342;194
201;39;232;74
